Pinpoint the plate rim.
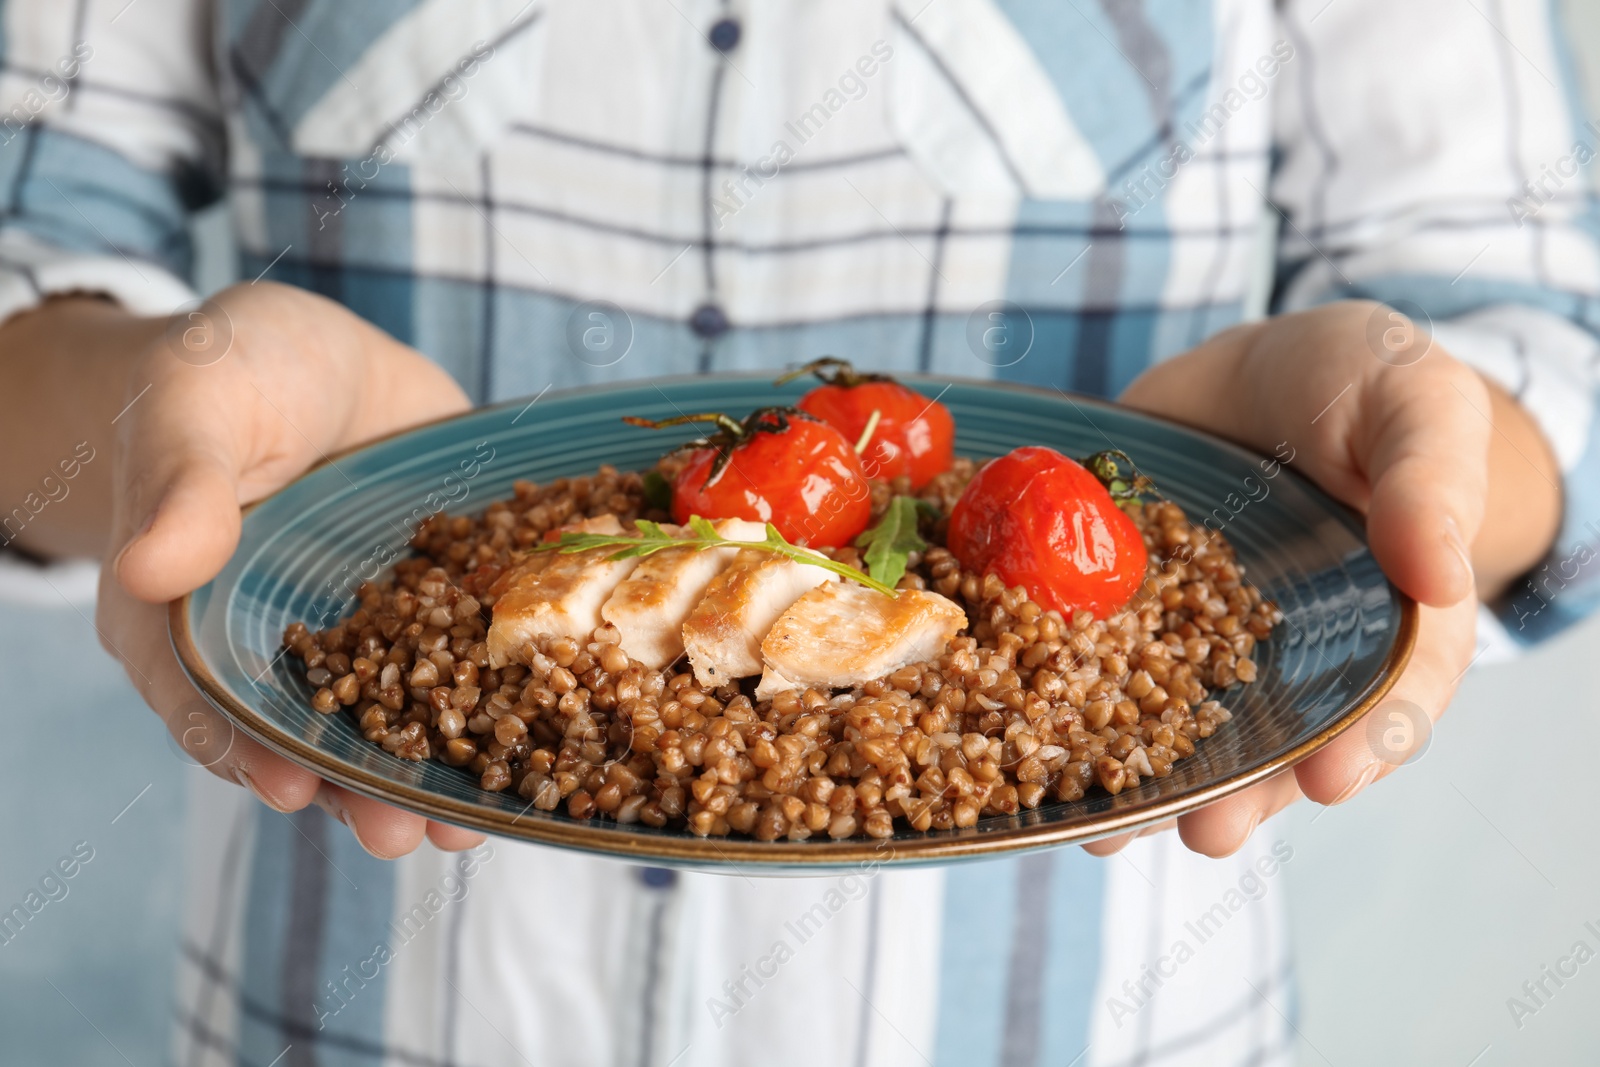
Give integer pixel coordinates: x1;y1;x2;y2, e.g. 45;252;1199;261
169;375;1419;866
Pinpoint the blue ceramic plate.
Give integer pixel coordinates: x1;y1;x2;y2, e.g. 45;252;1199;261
171;376;1414;870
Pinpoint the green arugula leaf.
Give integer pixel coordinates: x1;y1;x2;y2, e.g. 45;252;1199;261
532;515;899;596
853;496;926;590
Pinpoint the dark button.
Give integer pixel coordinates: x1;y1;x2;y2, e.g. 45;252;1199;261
708;17;741;52
689;303;730;339
638;866;678;889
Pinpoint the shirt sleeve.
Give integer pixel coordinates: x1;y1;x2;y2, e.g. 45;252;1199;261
0;0;224;323
1270;0;1600;648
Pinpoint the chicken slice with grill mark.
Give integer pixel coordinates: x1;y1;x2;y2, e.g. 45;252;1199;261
754;584;968;700
600;518;767;670
486;514;637;668
484;514;625;604
681;549;838;688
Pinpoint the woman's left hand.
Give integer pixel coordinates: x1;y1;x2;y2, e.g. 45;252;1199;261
1088;300;1560;857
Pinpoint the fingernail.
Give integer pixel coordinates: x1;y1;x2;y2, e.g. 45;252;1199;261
232;766;292;813
1443;515;1474;591
1331;761;1381;806
112;502;162;583
310;790;371;846
345;820;388;860
335;807;386;858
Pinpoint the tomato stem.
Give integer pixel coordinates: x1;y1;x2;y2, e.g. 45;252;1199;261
774;356;887;389
1082;449;1157;507
623;412;749;439
624;407;815;489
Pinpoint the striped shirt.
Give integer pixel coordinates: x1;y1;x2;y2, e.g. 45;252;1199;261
0;0;1595;1064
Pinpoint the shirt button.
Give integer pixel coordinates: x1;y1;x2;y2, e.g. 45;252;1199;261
690;303;730;339
708;17;741;53
638;866;678;889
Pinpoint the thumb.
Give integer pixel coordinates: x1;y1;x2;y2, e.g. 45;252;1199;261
1358;361;1491;608
110;384;246;604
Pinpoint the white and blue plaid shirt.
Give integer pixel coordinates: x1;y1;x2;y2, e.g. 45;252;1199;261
1;1;1596;1065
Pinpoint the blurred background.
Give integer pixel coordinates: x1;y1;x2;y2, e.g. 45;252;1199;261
2;3;1597;1065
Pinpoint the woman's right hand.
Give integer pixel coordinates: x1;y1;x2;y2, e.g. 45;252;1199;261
95;281;485;857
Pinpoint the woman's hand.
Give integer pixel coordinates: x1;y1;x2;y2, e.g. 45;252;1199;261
91;281;485;858
1091;300;1561;858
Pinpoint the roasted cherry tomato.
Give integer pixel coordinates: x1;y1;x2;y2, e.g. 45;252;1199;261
782;358;954;490
624;408;872;548
947;446;1147;618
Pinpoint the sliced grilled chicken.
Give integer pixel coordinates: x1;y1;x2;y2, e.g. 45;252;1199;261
485;514;625;603
486;514;637;667
681;549;838;688
601;518;767;670
754;584;968;699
